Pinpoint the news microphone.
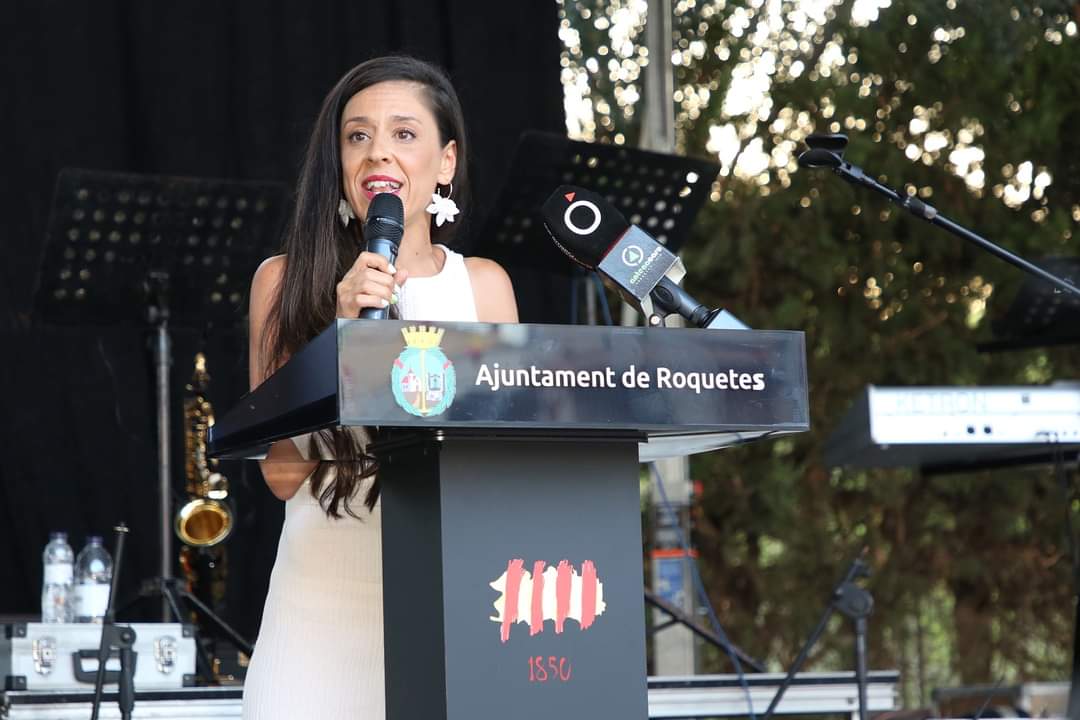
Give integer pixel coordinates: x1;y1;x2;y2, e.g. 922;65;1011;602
359;192;405;320
541;185;747;330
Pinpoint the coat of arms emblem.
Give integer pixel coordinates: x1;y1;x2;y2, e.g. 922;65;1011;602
391;325;456;417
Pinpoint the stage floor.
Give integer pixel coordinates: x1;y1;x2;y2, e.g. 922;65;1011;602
3;671;898;719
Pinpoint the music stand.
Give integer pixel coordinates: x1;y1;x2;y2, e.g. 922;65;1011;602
977;256;1080;352
32;168;287;621
972;256;1080;715
473;131;720;323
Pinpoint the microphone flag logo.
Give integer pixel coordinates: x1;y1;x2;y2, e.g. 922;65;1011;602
391;325;456;417
489;559;606;643
621;245;644;267
563;199;602;236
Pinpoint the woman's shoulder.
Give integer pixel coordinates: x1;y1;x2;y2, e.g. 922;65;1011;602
254;254;287;279
249;255;288;327
462;255;512;294
462;255;518;322
461;255;506;280
251;254;287;293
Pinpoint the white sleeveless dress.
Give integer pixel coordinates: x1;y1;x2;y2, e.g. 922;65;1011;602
242;246;478;719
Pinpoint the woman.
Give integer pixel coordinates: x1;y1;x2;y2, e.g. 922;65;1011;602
242;56;517;719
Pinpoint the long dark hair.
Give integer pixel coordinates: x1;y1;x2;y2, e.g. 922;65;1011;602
262;55;470;518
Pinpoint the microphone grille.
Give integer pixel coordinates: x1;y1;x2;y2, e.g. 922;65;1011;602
365;192;405;242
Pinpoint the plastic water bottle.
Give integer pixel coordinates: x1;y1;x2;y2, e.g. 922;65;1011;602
41;532;75;623
74;536;113;623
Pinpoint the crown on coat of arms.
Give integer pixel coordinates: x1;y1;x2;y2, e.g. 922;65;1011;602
400;325;445;349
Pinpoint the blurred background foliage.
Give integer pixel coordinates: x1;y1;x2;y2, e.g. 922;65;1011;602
559;0;1080;705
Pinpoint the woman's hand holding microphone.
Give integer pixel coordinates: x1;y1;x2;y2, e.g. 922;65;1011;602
335;251;409;318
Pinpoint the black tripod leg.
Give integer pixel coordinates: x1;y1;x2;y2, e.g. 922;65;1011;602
158;582;185;623
160;581;216;684
763;552;871;720
175;586;254;657
189;627;218;685
761;603;834;720
854;616;869;720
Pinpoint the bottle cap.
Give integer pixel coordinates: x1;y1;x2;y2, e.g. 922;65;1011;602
49;532;67;541
87;535;104;544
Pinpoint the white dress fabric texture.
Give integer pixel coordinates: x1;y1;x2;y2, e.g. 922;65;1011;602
241;245;478;719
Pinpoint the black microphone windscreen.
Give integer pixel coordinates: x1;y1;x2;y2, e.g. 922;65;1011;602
364;192;405;243
541;185;629;269
804;133;849;153
797;148;843;169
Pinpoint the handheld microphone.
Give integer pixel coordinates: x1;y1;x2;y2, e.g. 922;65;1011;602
359;192;405;320
541;185;747;330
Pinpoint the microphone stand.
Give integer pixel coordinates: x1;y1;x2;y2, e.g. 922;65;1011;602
90;523;137;720
760;549;873;720
798;134;1080;300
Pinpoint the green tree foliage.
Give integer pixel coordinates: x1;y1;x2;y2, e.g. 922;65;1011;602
560;0;1080;703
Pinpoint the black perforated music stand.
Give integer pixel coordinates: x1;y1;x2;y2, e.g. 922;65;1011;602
33;168;286;330
474;131;720;323
475;131;720;273
32;168;287;619
979;256;1080;352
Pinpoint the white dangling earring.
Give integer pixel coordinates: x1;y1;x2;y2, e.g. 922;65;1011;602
425;183;460;227
338;198;356;227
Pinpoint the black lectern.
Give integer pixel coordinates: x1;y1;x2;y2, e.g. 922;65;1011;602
210;320;809;719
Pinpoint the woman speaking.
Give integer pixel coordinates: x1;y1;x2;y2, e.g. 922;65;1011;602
242;55;518;719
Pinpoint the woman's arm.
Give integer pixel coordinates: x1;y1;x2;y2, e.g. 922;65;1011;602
249;250;406;500
249;256;319;501
464;257;519;323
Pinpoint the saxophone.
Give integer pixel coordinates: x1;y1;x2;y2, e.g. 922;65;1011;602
176;352;233;547
177;352;238;681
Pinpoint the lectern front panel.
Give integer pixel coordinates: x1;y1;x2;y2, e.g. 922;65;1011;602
339;320;807;434
380;437;648;720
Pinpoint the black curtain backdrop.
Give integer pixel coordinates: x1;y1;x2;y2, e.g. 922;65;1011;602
0;0;564;643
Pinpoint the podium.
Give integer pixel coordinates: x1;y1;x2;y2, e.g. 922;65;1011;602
209;320;808;719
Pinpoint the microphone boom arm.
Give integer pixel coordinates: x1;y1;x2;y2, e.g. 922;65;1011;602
800;137;1080;299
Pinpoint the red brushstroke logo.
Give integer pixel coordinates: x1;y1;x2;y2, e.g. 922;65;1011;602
489;559;605;642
